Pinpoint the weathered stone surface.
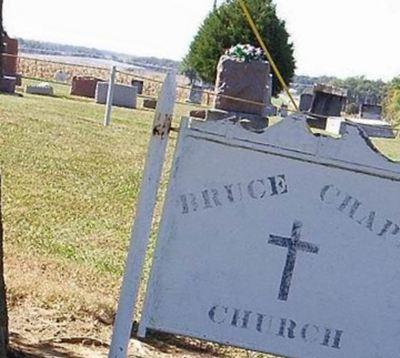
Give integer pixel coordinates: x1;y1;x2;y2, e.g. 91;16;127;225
71;76;103;98
131;80;144;95
26;83;54;96
310;84;347;117
205;109;268;131
143;98;157;109
189;110;206;119
186;84;203;104
214;55;270;116
340;119;396;138
95;82;137;109
323;116;396;139
0;77;16;94
205;108;233;122
313;83;347;97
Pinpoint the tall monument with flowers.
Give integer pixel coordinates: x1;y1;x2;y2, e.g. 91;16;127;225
213;44;274;118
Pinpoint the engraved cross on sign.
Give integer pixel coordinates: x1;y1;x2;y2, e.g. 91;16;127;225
268;221;319;301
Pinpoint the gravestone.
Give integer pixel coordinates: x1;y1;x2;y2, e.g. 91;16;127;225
122;114;400;358
340;119;396;139
299;92;313;112
189;110;206;119
310;84;347;117
55;70;69;82
326;117;396;139
71;76;103;98
95;82;137;109
143;98;157;109
0;76;16;94
131;80;144;95
26;83;54;96
214;55;271;116
360;104;382;120
1;35;21;88
325;116;344;135
2;36;18;78
279;104;288;118
306;116;328;130
186;84;203;104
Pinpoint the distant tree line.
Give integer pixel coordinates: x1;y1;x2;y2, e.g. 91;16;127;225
18;39;181;72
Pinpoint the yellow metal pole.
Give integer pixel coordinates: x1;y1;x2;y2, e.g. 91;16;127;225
237;0;299;111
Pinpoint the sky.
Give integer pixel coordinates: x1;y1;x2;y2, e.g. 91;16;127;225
4;0;400;80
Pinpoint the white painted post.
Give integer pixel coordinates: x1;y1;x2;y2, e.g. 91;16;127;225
104;65;117;126
108;72;177;358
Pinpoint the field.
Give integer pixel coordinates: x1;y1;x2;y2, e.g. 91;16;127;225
0;79;399;357
17;55;213;106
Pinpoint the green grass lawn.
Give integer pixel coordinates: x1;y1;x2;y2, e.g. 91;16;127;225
0;79;399;356
1;80;197;276
1;82;155;276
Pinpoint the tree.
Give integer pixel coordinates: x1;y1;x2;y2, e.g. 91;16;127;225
332;76;388;106
182;0;295;96
384;77;400;125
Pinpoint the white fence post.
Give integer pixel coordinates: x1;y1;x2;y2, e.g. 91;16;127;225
104;65;117;126
108;71;177;358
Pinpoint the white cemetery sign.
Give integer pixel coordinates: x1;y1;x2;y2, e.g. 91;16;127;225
110;114;400;358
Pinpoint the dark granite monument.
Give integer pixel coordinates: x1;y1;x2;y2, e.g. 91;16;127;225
299;90;313;112
143;98;157;109
360;104;382;120
131;80;144;95
0;35;21;91
310;84;347;117
71;76;103;98
214;55;271;116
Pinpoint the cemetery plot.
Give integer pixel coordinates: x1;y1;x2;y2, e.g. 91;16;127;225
138;115;400;358
96;82;138;109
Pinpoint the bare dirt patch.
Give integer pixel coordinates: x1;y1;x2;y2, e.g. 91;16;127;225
5;253;253;357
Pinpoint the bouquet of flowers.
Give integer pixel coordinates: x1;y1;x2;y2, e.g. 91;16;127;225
225;44;265;62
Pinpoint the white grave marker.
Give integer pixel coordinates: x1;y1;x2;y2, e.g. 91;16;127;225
111;114;400;358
